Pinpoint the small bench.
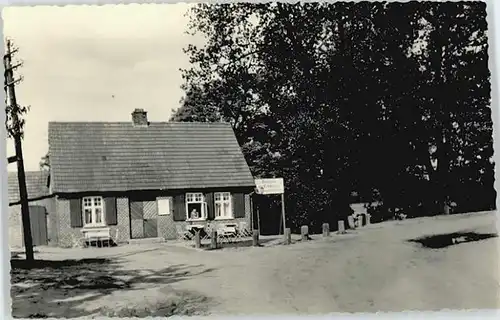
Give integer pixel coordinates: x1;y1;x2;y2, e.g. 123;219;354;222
218;224;238;237
81;227;116;247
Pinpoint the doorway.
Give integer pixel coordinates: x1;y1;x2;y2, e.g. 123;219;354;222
129;196;158;239
24;205;48;246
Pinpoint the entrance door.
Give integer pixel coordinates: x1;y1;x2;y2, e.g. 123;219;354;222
28;205;48;246
129;199;158;239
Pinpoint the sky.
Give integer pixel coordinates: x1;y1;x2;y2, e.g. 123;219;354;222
3;3;202;172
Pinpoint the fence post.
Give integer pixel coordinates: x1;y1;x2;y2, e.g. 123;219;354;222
338;220;346;234
252;229;260;247
357;215;363;228
210;230;218;249
347;215;356;229
194;230;201;248
322;223;330;237
301;225;309;241
284;228;291;245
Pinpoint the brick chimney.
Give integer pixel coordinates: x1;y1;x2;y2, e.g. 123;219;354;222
131;108;148;127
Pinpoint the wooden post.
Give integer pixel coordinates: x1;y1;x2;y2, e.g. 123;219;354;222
257;205;261;235
249;194;254;231
210;230;217;249
301;225;309;241
357;215;363;228
284;228;291;245
281;193;286;235
348;215;356;229
338;220;346;234
252;230;259;246
444;203;450;215
322;223;330;237
194;230;201;248
4;40;34;262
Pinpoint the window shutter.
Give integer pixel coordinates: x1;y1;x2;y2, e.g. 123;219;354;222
206;192;214;220
105;197;117;225
70;198;83;228
233;193;245;218
173;194;186;221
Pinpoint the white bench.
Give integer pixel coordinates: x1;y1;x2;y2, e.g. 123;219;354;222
81;227;116;247
218;224;237;236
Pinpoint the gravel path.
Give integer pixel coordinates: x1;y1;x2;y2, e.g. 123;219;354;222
11;211;499;317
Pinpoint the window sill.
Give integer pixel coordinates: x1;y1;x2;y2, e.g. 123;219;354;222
214;217;235;221
186;218;207;222
81;225;107;230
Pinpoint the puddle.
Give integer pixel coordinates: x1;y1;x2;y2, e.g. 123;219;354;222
408;232;498;249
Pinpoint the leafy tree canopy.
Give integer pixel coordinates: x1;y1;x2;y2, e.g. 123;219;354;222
172;2;493;230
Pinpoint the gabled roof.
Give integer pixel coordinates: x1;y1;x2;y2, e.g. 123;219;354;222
8;171;51;204
48;121;255;193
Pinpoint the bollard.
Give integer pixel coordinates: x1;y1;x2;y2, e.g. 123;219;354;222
366;214;371;225
338;220;346;234
284;228;292;245
210;230;218;249
194;230;201;248
347;215;356;229
252;229;260;247
322;223;330;237
356;215;363;228
301;225;309;241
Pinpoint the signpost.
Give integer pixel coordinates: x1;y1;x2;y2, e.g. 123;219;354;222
255;178;286;234
255;178;284;195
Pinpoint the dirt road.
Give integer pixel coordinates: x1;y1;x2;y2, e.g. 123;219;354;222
11;211;499;317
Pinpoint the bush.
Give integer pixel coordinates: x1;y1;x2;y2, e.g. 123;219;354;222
367;204;392;223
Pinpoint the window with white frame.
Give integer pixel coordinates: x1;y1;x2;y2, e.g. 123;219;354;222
82;196;105;227
214;192;233;219
186;193;206;220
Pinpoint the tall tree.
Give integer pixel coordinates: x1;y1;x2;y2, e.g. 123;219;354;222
173;2;494;229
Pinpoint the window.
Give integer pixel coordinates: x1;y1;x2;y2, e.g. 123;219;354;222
82;196;105;227
186;193;207;220
214;192;233;219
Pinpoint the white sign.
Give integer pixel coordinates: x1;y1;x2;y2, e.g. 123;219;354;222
255;178;284;195
157;197;172;215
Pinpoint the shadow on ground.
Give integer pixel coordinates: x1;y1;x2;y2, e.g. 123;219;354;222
196;237;277;250
408;231;498;249
11;257;215;318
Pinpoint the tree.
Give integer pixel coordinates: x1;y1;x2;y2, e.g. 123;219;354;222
39;152;50;171
402;2;493;213
173;2;494;229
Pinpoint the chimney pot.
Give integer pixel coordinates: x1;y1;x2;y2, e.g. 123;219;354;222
132;109;148;127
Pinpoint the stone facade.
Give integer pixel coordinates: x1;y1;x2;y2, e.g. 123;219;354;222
50;193;253;247
56;196;130;248
116;197;131;243
160;194;253;240
8;205;23;248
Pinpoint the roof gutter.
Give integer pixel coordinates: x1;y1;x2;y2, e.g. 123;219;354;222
9;194;55;207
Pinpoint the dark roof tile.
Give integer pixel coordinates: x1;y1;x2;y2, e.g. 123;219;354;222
8;171;50;203
48;121;255;193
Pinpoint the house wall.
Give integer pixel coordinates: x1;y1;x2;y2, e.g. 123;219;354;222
54;188;253;247
55;196;130;248
8;197;56;249
9;205;23;248
159;194;252;240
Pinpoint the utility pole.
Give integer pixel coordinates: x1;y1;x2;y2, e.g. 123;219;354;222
4;39;34;261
